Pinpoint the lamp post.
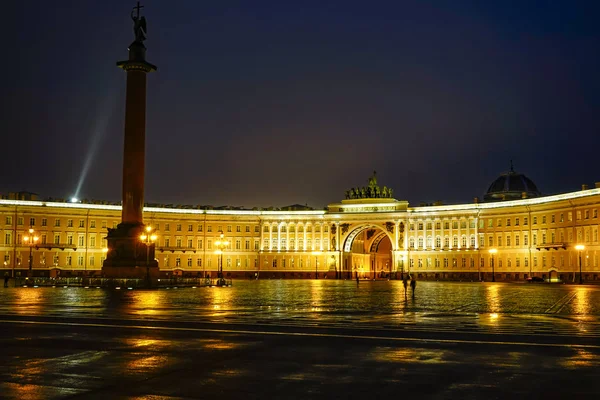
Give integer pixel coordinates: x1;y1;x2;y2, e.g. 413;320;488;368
312;251;321;279
23;228;39;278
140;226;157;287
215;231;229;286
489;248;497;282
575;244;585;284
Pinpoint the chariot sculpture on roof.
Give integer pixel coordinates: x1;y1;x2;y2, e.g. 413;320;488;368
344;171;395;200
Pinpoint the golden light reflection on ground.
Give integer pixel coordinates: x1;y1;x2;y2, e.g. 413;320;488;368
125;355;169;374
310;280;324;309
485;284;501;313
130;291;165;316
201;338;242;350
573;287;591;315
124;338;167;349
369;347;453;364
13;289;42;315
560;348;600;368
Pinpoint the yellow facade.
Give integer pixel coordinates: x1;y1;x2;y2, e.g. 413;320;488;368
1;185;599;282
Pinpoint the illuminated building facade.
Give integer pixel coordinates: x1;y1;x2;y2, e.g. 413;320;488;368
1;172;600;282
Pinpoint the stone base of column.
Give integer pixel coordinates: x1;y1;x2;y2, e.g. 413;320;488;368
102;222;159;279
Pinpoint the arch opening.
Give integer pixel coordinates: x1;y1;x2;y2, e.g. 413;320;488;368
342;225;396;280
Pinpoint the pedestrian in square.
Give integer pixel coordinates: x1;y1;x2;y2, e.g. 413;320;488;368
410;276;416;298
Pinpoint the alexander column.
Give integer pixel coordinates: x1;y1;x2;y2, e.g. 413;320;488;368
102;2;158;280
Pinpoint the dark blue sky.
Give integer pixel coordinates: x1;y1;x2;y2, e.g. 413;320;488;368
2;1;599;208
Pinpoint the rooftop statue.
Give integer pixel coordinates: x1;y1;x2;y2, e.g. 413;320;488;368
131;2;148;43
368;170;378;188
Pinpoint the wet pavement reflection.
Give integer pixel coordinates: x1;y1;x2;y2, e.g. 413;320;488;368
1;281;599;399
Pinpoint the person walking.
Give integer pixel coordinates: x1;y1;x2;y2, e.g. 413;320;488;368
3;272;9;288
402;276;408;298
410;276;416;298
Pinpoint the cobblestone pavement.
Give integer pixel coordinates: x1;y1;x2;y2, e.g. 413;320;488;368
0;281;599;399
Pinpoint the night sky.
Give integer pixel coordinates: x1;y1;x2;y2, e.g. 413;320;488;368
2;1;599;209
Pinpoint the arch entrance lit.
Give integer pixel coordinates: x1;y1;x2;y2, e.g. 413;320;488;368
342;225;398;279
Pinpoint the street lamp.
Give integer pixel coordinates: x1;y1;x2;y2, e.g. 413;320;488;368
140;226;158;286
215;231;229;286
489;248;497;282
575;244;585;284
312;251;321;279
23;228;39;278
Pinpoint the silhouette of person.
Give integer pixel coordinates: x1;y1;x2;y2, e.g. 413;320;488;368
3;272;9;288
403;276;408;297
410;277;416;298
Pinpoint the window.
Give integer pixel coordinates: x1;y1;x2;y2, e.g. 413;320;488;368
525;257;529;267
198;224;203;232
533;217;537;225
78;236;84;246
187;258;192;267
436;222;441;230
497;219;502;227
67;235;73;245
452;221;459;229
235;240;241;250
165;223;170;231
29;217;35;226
506;235;511;246
255;226;259;233
176;238;182;248
245;240;250;250
90;220;96;228
515;235;520;246
197;258;202;267
461;236;467;247
67;219;73;227
55;219;61;227
197;239;203;249
5;216;12;225
515;217;519;226
497;236;502;247
542;216;546;224
78;256;84;266
90;236;96;247
533;233;537;246
460;221;466;229
551;215;555;223
488;236;493;247
207;225;212;232
188;224;193;232
488;219;493;228
506;219;511;227
227;225;232;232
418;223;423;230
90;256;95;267
524;217;528;225
585;210;590;219
236;225;241;232
54;234;60;244
444;237;450;248
188;239;193;248
470;236;475;247
67;256;72;266
524;234;529;246
443;258;448;267
435;237;441;247
176;257;181;267
444;222;450;230
4;233;11;245
594;210;598;219
264;226;269;233
18;217;24;226
102;220;106;228
246;226;250;233
79;220;85;228
165;238;171;247
176;224;182;232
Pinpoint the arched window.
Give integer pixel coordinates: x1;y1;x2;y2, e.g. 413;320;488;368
461;236;467;247
426;236;433;247
409;238;415;248
436;237;441;248
418;237;424;248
